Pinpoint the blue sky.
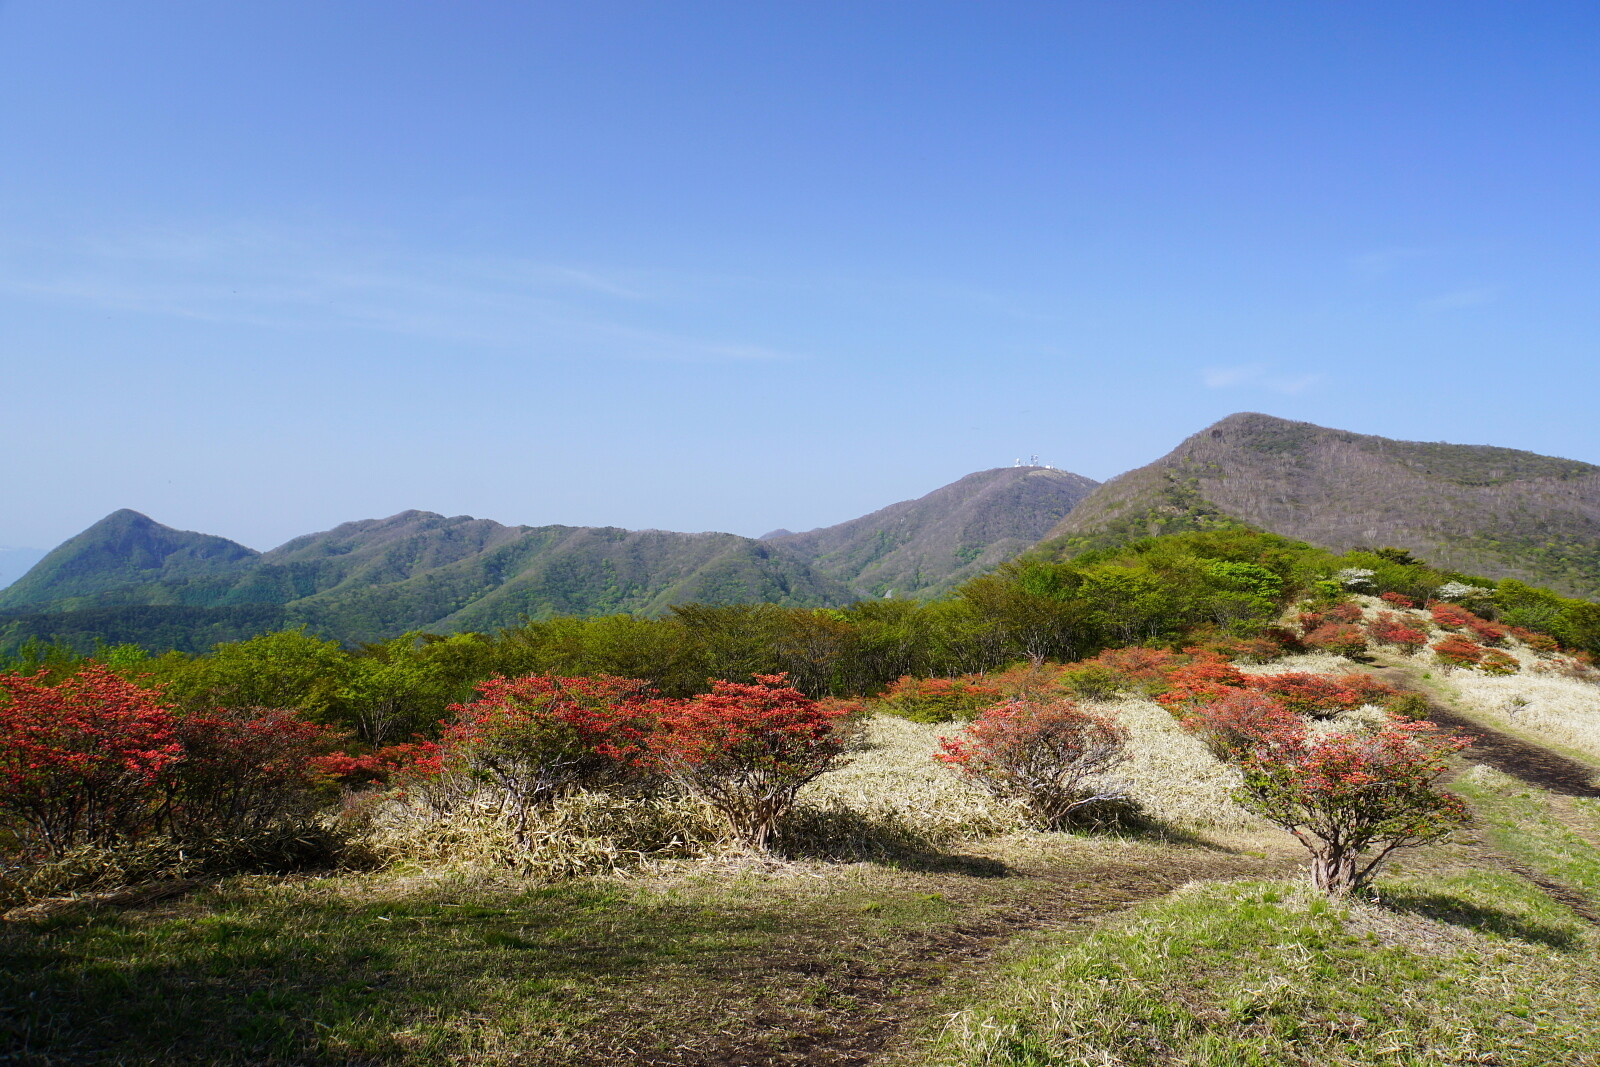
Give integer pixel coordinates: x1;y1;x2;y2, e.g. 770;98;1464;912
3;1;1597;552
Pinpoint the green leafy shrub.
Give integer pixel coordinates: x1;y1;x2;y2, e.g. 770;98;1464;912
878;674;1003;723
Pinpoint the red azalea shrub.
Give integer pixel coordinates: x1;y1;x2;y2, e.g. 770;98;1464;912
1509;626;1560;653
1433;636;1487;667
1380;592;1417;609
1087;647;1183;690
1244;672;1366;718
1181;690;1305;761
879;674;1004;723
1208;636;1289;664
313;740;445;787
1465;619;1508;647
1154;662;1250;712
1327;602;1365;624
442;674;654;813
1303;623;1369;657
936;698;1130;829
1296;611;1326;636
1430;603;1479;630
1335;672;1405;708
1477;650;1520;676
644;674;853;849
1366;612;1428;654
0;667;183;856
160;707;341;838
1233;720;1471;895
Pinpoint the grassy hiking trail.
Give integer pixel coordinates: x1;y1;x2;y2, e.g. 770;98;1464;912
0;837;1287;1066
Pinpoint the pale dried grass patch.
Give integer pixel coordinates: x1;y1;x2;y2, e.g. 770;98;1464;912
1438;669;1600;767
357;786;734;879
1091;698;1261;831
799;714;1020;840
1234;651;1358;677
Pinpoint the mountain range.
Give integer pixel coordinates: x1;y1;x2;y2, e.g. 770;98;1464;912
0;465;1094;648
5;412;1597;653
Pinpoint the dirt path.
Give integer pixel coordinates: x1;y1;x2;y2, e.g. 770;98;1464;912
638;848;1289;1067
1366;663;1600;798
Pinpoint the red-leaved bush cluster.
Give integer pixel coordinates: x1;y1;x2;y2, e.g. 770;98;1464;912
1233;720;1470;894
1326;602;1365;624
1366;612;1428;654
0;668;340;859
432;672;855;850
1380;592;1417;609
1182;691;1473;894
1432;635;1487;667
935;698;1131;829
642;676;856;849
1302;623;1368;657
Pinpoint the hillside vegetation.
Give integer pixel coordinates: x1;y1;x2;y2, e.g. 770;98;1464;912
1040;412;1600;599
6;526;1600;1064
0;468;1095;652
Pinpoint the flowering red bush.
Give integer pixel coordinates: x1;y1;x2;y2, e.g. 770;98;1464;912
161;707;341;837
936;698;1130;829
1233;720;1471;894
879;674;1003;723
1366;612;1428;654
1380;592;1417;609
1181;690;1304;761
1206;636;1288;663
1087;647;1183;688
1477;650;1520;676
1465;619;1508;647
1153;662;1249;712
1326;602;1365;624
312;740;444;786
1509;626;1560;653
1296;611;1326;635
0;668;182;856
1242;672;1396;718
1432;635;1487;667
644;674;853;849
1303;623;1368;657
442;674;653;815
1430;603;1479;630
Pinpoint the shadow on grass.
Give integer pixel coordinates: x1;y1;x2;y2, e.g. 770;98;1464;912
1378;885;1582;950
0;875;850;1066
772;806;1014;877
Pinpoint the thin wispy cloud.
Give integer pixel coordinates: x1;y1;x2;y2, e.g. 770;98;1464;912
1349;246;1440;275
1418;286;1498;312
1202;363;1322;395
0;224;790;362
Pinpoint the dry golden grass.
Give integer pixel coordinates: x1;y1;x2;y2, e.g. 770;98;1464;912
1092;698;1261;830
1439;669;1600;767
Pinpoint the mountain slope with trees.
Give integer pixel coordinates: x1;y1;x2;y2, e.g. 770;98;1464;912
1036;413;1600;598
0;467;1102;649
766;466;1099;598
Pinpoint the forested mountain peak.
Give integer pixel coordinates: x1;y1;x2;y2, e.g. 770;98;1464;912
769;465;1100;598
1040;414;1600;597
0;510;259;612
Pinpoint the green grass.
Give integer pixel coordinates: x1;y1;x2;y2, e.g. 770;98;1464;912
1454;766;1600;907
0;852;1053;1066
901;870;1600;1066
